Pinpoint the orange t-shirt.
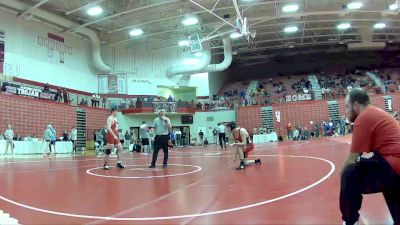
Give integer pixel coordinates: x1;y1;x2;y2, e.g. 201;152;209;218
351;105;400;175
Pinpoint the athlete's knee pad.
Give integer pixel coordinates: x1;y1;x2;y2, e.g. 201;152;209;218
105;148;111;155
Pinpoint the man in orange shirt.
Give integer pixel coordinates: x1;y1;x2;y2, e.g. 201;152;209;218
340;88;400;225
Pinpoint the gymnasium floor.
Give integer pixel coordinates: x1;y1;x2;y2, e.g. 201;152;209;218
0;137;393;225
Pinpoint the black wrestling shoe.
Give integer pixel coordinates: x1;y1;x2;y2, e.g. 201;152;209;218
149;165;156;168
255;159;262;164
103;164;110;170
236;161;245;170
163;164;168;168
116;163;125;169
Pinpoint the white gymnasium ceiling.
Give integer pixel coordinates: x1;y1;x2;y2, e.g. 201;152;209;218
2;0;400;66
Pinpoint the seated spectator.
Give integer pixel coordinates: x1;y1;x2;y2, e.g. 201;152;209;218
132;140;141;152
62;131;69;141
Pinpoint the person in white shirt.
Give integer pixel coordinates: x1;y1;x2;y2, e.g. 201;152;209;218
70;126;77;153
175;129;182;147
4;124;15;155
95;94;101;107
91;93;96;107
217;123;227;149
292;129;299;140
139;121;150;154
149;109;172;168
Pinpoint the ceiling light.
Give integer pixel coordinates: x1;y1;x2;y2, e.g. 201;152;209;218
87;6;103;16
230;32;242;39
389;3;398;10
284;26;298;33
282;4;299;13
374;23;386;29
129;29;143;36
347;2;363;10
182;17;198;26
337;23;351;30
178;40;190;46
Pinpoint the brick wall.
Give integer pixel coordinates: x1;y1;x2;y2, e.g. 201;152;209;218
0;93;109;140
338;95;387;116
272;100;330;137
238;94;399;138
0;93;76;137
86;107;110;137
237;105;262;132
391;92;400;111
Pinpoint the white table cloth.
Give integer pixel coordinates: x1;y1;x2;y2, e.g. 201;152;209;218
0;140;73;154
252;133;278;144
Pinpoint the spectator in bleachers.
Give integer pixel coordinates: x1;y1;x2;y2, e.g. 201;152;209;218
57;87;62;102
79;98;87;106
44;83;50;91
63;88;69;103
102;96;107;108
91;93;96;107
3;124;14;155
95;94;101;107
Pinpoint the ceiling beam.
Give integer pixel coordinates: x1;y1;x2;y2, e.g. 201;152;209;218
65;0;106;15
18;0;49;18
67;0;182;32
107;9;397;47
107;1;275;34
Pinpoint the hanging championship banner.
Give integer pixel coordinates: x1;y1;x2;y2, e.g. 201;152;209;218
98;74;127;94
0;29;5;74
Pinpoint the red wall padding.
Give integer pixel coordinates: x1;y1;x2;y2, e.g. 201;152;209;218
0;93;108;140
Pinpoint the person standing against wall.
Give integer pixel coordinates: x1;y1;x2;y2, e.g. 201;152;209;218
149;109;172;168
198;130;204;146
124;130;131;150
70;126;77;153
175;129;182;147
4;124;14;156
